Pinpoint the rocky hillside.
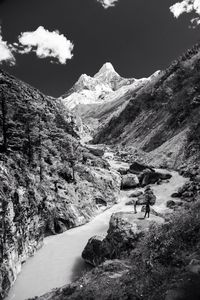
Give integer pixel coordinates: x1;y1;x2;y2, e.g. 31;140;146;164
60;63;159;138
0;69;121;298
94;43;200;169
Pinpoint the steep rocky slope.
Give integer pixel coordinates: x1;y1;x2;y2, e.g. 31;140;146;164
94;43;200;168
0;69;121;298
60;63;159;137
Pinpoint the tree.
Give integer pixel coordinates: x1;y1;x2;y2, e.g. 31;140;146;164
0;90;8;152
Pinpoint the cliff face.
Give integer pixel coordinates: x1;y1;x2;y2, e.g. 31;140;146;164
0;70;121;298
93;44;200;168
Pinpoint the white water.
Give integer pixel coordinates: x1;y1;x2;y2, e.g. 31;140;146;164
7;158;188;300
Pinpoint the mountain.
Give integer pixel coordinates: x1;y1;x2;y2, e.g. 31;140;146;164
60;62;160;138
93;43;200;168
0;69;121;298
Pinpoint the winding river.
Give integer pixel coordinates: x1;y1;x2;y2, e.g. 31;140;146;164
6;156;188;300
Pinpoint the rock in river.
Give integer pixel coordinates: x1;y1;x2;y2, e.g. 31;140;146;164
82;212;142;266
121;174;139;189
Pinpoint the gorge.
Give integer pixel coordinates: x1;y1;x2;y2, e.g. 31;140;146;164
6;151;187;300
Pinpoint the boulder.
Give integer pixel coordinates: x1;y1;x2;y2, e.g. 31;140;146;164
82;212;142;266
106;212;142;256
171;192;180;198
87;146;104;157
117;167;129;175
166;200;176;209
140;169;172;187
129;161;154;174
95;197;107;206
121;174;139;189
166;200;183;209
126;199;136;205
82;235;107;266
129;191;143;198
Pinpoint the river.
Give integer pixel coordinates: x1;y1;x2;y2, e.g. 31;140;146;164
6;157;188;300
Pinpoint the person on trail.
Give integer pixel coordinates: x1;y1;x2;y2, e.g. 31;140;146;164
134;200;138;214
144;186;155;218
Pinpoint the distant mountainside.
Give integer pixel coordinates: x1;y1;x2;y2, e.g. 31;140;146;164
0;69;120;298
93;43;200;168
60;63;160;138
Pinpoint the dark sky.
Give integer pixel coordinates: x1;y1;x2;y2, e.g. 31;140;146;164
0;0;200;97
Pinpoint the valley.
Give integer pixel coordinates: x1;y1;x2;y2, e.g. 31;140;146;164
1;42;200;300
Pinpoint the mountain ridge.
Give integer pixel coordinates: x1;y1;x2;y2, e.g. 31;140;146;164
60;63;160;138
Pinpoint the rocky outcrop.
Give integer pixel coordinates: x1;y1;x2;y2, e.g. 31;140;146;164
82;212;144;266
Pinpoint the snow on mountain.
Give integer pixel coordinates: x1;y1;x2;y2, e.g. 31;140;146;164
60;62;160;111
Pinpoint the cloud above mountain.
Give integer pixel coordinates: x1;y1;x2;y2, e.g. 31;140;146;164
16;26;74;64
170;0;200;26
0;26;15;65
97;0;119;9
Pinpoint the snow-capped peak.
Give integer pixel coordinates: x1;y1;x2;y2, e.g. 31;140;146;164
94;62;120;82
96;62;115;74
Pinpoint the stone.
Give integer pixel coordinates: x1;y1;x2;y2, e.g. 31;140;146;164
128;191;143;198
117;167;129;175
129;161;154;174
82;236;106;266
140;169;172;187
166;200;183;209
166;200;176;209
82;212;142;266
126;199;136;205
87;146;104;157
121;174;139;189
171;192;180;198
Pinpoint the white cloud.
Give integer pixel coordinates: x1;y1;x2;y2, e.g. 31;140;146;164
17;26;74;64
0;27;15;65
170;0;200;26
97;0;119;9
